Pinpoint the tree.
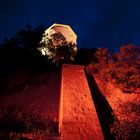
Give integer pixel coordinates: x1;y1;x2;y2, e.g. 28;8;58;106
0;24;51;75
38;31;78;65
86;44;140;93
15;24;45;50
112;45;140;92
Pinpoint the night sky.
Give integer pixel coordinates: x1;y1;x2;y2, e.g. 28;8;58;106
0;0;140;52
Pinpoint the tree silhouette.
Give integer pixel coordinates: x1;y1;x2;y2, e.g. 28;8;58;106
15;24;45;50
0;24;49;76
75;48;97;65
86;44;140;93
38;31;78;65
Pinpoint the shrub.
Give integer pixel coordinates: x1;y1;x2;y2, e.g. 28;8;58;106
0;104;46;138
87;44;140;93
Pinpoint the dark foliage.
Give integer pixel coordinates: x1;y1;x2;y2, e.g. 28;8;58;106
0;104;59;139
75;48;97;65
86;45;140;93
0;104;46;133
38;31;78;65
0;24;58;79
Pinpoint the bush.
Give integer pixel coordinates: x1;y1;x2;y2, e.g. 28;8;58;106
87;45;140;93
0;104;46;139
110;102;140;140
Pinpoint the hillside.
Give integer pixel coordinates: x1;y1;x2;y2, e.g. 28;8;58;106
86;45;140;139
0;68;61;139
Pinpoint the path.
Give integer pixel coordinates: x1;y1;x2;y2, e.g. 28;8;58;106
60;64;104;140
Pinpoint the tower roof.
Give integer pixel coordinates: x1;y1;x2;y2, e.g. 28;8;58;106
45;23;77;44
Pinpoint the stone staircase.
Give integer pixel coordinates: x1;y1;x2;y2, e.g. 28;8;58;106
59;64;104;140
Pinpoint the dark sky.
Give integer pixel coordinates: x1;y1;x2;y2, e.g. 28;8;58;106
0;0;140;52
